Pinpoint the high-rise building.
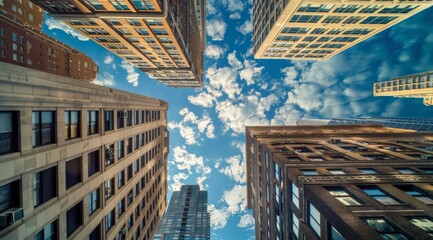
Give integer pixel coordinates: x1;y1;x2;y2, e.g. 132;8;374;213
374;70;433;106
252;0;433;60
0;0;98;81
32;0;205;88
246;125;433;240
154;185;210;240
297;116;433;132
0;62;169;240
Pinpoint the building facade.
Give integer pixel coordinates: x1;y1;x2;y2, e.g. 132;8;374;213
32;0;205;88
246;125;433;240
154;185;210;240
252;0;433;60
0;0;98;81
297;116;433;132
374;70;433;106
0;62;169;240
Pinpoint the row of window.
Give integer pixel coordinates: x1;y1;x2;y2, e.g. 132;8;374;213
299;167;433;175
297;3;417;14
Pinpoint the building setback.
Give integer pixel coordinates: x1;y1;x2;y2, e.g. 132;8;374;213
0;0;98;81
31;0;205;88
297;116;433;132
154;185;210;240
0;62;169;240
374;70;433;106
246;125;433;240
252;0;432;60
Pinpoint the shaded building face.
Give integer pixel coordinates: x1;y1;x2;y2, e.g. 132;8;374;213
32;0;205;88
252;0;432;60
0;62;168;240
246;125;433;240
154;185;210;240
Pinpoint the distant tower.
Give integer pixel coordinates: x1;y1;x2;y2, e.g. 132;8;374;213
31;0;206;88
374;71;433;106
252;0;432;60
154;185;210;239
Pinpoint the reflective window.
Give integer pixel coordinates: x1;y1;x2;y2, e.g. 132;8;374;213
327;187;362;206
360;186;401;205
408;217;433;236
363;218;408;240
309;203;321;237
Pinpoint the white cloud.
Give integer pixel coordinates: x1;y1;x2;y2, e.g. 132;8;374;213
104;55;114;65
238;213;255;228
239;60;264;85
227;51;243;70
206;65;240;99
188;92;214;108
92;72;116;86
45;18;89;41
206;0;218;15
205;44;225;59
229;12;241;19
171;172;189;192
120;61;139;86
237;19;253;35
219;155;246;183
172;146;205;173
209;204;230;230
207;19;227;41
223;185;248;214
223;0;245;12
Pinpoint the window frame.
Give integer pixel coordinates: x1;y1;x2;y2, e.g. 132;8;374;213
65;111;81;140
32;111;56;147
88;110;99;135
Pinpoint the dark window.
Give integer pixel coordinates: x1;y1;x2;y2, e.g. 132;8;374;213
34;166;57;207
105;144;115;166
0;180;20;212
308;203;321;237
127;215;133;230
32;111;55;147
105;209;115;232
0;111;19;154
88;111;99;135
126;110;132;127
118;225;126;240
134;110;139;125
118;140;124;160
66;158;82;189
127;137;132;154
127;190;133;206
117;110;125;129
140;133;144;146
35;219;58;240
127;164;133;181
134;159;139;174
105;178;115;200
140;111;144;124
118;170;125;189
67;201;83;237
395;185;433;204
118;198;125;217
88;150;100;177
88;188;100;215
104;111;114;131
65;111;80;140
362;218;407;239
134;135;139;150
89;224;101;240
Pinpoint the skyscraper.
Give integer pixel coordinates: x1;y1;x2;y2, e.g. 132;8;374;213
0;0;98;81
154;185;210;240
297;116;433;132
374;70;433;106
0;61;168;240
32;0;206;88
246;125;433;240
252;0;432;60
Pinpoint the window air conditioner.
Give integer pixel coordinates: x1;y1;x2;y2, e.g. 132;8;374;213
0;208;24;227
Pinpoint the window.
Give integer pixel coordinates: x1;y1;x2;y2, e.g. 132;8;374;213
135;135;139;150
290;15;322;23
396;168;415;174
88;111;99;135
298;3;334;12
329;169;345;175
118;198;125;217
117;171;125;191
326;187;361;206
88;188;100;215
105;178;114;200
105;209;115;232
127;164;133;181
65;111;80;140
302;170;318;175
105;144;115;166
34;166;57;207
360;186;401;205
66;157;82;189
127;190;133;206
141;111;145;124
396;185;433;204
331;225;345;240
32;111;55;147
359;168;378;174
134;159;139;174
88;150;100;177
126;110;132;127
35;219;57;240
380;5;417;14
408;217;433;236
292;183;299;208
117;110;125;129
362;218;408;240
89;224;101;240
118;140;124;160
104;110;114;131
134;110;139;125
127;215;133;230
0;111;19;154
0;180;20;212
127;137;132;154
67;201;83;237
292;213;299;239
361;16;397;24
309;203;321;237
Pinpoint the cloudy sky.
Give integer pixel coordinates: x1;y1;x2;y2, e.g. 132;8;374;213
43;1;433;239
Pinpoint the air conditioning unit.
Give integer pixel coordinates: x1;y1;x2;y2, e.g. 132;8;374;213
330;139;341;144
0;208;24;227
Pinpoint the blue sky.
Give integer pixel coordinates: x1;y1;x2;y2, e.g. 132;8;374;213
42;1;433;239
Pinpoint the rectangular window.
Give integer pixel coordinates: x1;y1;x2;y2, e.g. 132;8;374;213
117;110;124;129
0;180;20;212
89;224;101;240
35;219;58;240
65;111;80;140
302;170;318;175
134;110;139;125
105;144;115;166
140;111;145;124
127;137;132;154
331;226;344;240
0;111;19;154
105;209;115;232
359;168;378;174
126;110;132;127
88;188;100;216
67;201;83;237
363;218;408;239
118;198;125;217
127;190;133;206
396;185;433;204
360;186;401;205
104;178;114;200
66;157;82;189
118;170;125;189
104;110;114;131
127;215;133;230
292;213;299;239
309;203;321;237
292;183;299;208
396;168;415;174
329;169;345;175
118;140;124;160
88;150;100;177
134;135;139;150
34;166;57;207
326;187;361;206
88;111;99;135
32;111;55;147
408;217;433;235
127;164;133;181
